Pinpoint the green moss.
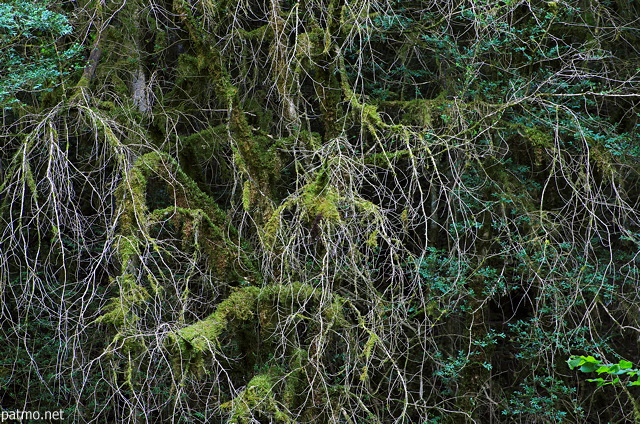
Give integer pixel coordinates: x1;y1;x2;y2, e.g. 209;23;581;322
166;286;261;377
365;230;378;248
169;282;345;377
364;149;409;167
97;100;115;111
175;286;260;353
301;188;341;222
222;371;292;424
242;180;252;211
524;127;554;148
262;164;385;251
245;97;274;132
321;293;346;325
182;125;227;148
261;200;292;249
300;165;341;222
292;130;322;150
362;332;379;361
73;75;91;91
588;146;614;174
237;24;270;41
116;236;140;268
257;281;319;305
175;53;206;87
115;165;148;241
283;349;306;408
104;150;259;336
129;151;234;232
171;3;283;220
178;124;231;186
378;95;450;128
94;274;149;327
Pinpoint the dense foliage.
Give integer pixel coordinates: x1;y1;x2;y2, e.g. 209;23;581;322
1;0;639;423
0;0;80;107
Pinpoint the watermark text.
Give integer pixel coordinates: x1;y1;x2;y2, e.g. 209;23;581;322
1;410;64;422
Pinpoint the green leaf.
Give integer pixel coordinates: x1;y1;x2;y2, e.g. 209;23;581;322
579;362;600;373
619;360;633;369
583;356;600;364
608;364;622;375
611;366;631;376
567;356;585;369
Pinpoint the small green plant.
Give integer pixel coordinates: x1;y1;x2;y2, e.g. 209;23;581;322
568;355;640;423
567;355;640;387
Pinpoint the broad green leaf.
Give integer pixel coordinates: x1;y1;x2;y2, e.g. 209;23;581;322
583;356;600;363
579;362;600;373
619;360;633;369
567;356;584;369
608;365;622;375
